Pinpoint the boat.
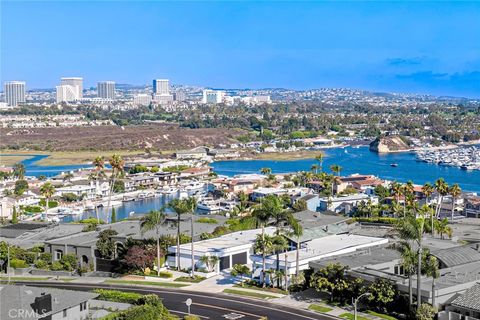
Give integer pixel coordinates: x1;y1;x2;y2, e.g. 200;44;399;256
390;163;398;167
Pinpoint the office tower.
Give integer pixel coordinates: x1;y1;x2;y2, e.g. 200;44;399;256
202;89;225;104
56;85;78;103
4;81;26;106
97;81;115;99
60;77;83;99
153;79;170;95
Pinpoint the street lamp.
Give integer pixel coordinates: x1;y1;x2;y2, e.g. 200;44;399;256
354;292;371;320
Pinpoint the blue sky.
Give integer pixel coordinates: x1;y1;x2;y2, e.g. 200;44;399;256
1;1;479;97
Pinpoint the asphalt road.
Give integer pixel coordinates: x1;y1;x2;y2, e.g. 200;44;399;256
16;281;338;320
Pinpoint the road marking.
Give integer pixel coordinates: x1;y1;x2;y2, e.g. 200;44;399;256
20;282;335;320
170;310;209;319
194;302;262;318
223;312;245;319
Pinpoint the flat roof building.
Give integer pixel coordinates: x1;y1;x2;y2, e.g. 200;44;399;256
4;81;26;106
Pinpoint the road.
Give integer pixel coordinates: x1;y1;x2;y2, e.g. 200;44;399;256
16;281;338;320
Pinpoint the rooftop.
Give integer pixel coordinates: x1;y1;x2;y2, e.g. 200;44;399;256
450;282;480;312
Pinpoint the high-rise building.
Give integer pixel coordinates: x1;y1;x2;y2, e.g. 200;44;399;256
56;85;78;103
173;90;186;102
97;81;115;100
4;81;26;107
153;79;170;95
60;77;83;99
133;93;152;106
202;89;225;104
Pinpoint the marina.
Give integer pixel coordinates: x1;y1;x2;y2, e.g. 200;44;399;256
416;146;480;171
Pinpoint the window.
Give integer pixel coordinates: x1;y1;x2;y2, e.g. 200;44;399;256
55;250;63;260
63;309;67;317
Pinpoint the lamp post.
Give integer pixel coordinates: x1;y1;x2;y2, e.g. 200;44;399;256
354;292;371;320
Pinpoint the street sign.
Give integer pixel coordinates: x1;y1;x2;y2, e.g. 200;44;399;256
185;298;192;315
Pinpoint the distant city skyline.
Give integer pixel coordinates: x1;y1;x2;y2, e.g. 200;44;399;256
1;1;479;98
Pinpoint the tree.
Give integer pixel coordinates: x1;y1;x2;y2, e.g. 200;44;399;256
366;279;396;313
329;164;342;176
14;179;29;196
289;216;303;276
92;156;106;224
199;255;219;273
315;153;324;173
260;167;272;175
106;154;125;223
13;163;25;179
396;208;428;310
449;184;461;220
292;199;307;212
374;185;390;201
423;254;439;307
231;264;251;286
124;245;155;272
141;209;167;276
96;229;118;259
271;234;288;288
11;207;18;224
185;197;197;277
40;182;55;215
111;207;117;223
391;240;416;307
254;234;274;286
416;304;436;320
434;178;449;219
309;263;349;302
169;199;190;271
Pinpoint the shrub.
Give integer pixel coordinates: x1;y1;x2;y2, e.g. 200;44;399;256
50;261;64;271
184;316;201;320
416;304;436;320
354;217;397;225
79;218;105;224
59;253;78;271
39;252;52;262
10;259;28;269
197;217;218;224
34;259;50;270
158;271;173;278
94;289;144;304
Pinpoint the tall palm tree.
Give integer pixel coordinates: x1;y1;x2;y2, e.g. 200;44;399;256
140;209;167;276
254;234;274;286
423;254;440;307
252;195;280;285
391;240;416;307
395;206;428;311
449;184;462;220
106;154;124;223
422;182;435;234
40;182;55;215
92;156;106;223
289;216;303;276
169;198;189;271
185;197;198;277
271;234;288;288
311;164;319;174
434;178;449;219
329;164;342;177
315;153;324;173
391;181;402;206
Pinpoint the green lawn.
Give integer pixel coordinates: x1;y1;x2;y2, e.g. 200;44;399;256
174;275;206;283
339;313;369;320
104;279;189;288
366;311;397;320
308;304;333;313
223;289;278;299
233;283;288;295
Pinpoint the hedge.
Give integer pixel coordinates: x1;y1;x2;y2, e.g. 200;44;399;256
94;289;144;304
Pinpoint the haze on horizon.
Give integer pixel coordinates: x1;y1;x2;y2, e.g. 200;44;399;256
1;1;479;98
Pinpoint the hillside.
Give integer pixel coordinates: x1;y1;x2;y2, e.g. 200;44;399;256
369;135;411;153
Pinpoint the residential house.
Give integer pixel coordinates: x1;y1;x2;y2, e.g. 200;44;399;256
439;282;480;320
465;196;480;218
175;147;208;159
318;193;378;214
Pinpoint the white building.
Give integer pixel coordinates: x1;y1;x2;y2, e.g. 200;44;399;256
133;93;152;106
153;79;170;95
153;93;174;104
97;81;115;99
60;77;83;98
56;85;78;103
4;81;26;106
202;89;225;104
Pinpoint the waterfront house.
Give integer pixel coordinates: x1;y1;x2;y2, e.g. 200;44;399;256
180;167;211;179
318;193;378;214
175;147;208;159
0;284;97;320
250;187;287;201
207;148;240;159
464;196;480;218
5;193;40;207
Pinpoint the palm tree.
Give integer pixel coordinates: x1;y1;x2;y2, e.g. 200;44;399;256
260;167;272;175
434;178;449;219
289;216;303;276
271;234;288;288
254;235;274;285
40;182;55;215
140;209;167;277
391;240;416;307
199;255;219;273
423;254;440;307
92;156;106;223
106;154;124;223
449;184;461;220
315;153;324;173
422;183;434;205
395;206;428;310
311;164;319;174
329;164;342;177
434;218;453;239
186;197;198;277
13;163;25;180
169;199;189;271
